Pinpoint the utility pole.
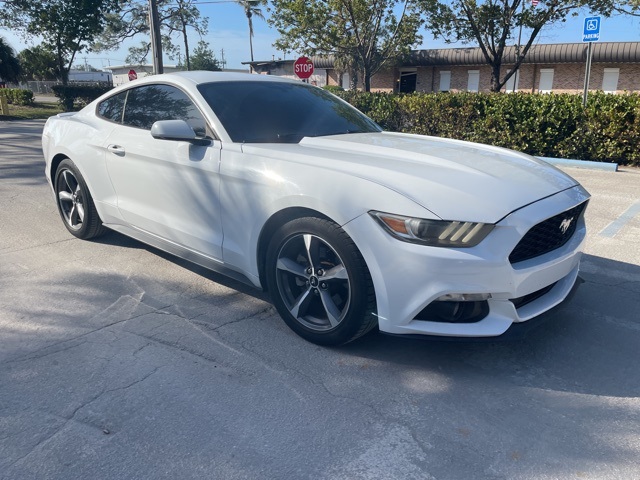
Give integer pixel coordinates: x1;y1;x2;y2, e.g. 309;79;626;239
513;0;525;92
149;0;164;74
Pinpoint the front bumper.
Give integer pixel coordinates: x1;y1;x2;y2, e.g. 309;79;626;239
344;185;589;338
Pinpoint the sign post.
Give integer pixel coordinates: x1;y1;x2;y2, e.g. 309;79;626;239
582;16;601;106
294;57;314;81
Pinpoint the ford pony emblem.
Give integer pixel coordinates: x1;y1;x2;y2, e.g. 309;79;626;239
559;217;574;234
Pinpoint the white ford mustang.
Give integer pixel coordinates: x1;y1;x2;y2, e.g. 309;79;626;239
42;72;589;345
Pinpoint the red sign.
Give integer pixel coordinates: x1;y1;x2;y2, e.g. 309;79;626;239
128;69;138;81
294;57;314;79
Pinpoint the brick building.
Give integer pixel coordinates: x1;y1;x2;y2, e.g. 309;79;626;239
246;42;640;94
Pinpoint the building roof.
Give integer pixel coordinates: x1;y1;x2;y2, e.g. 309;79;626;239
406;42;640;66
245;42;640;69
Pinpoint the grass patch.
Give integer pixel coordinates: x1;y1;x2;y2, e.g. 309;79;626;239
0;102;64;120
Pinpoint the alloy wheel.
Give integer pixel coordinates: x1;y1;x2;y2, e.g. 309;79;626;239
275;233;351;332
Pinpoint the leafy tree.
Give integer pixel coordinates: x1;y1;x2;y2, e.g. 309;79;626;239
0;36;21;83
18;46;60;81
190;41;222;71
0;0;119;85
235;0;267;62
96;0;207;69
269;0;422;91
164;0;209;70
416;0;619;92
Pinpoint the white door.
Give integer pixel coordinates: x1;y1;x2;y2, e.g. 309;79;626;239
104;83;224;259
439;71;451;92
467;70;480;92
539;69;554;93
504;69;520;92
341;72;350;90
602;68;620;93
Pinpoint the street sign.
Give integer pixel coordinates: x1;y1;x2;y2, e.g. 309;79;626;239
128;69;138;81
583;16;601;42
294;57;314;79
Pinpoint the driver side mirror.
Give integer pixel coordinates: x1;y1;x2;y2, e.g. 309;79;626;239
150;120;211;146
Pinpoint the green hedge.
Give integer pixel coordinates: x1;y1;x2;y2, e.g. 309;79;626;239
0;88;35;106
334;91;640;166
52;84;113;111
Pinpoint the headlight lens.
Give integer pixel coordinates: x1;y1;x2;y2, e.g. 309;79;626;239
370;211;494;247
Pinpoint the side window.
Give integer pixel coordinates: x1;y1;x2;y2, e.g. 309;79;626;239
97;91;127;123
122;84;207;136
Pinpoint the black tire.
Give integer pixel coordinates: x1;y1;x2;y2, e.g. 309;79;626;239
266;217;377;346
54;159;107;240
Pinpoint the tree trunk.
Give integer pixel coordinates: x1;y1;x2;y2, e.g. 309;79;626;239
182;25;190;70
247;12;254;62
363;65;371;92
490;62;501;92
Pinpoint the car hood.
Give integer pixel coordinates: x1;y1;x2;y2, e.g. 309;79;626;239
244;131;579;224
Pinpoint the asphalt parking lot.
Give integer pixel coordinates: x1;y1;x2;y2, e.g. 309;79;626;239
1;120;639;480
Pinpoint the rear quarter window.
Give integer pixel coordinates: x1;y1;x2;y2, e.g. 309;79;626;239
97;91;127;123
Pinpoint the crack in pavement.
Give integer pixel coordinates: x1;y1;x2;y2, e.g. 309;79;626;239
1;294;159;365
0;237;76;256
1;366;162;471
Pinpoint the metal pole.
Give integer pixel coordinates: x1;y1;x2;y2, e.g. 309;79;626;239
513;0;525;92
149;0;164;74
582;42;593;107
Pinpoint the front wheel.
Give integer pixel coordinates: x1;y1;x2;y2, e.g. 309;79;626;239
266;217;377;345
54;159;106;239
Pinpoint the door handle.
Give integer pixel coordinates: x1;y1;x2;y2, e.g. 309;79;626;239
107;144;125;156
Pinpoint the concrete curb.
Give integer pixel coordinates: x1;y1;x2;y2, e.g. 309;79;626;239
538;157;618;172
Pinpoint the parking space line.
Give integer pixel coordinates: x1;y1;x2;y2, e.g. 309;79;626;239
599;200;640;237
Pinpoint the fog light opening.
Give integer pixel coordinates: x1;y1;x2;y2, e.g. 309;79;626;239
415;299;490;324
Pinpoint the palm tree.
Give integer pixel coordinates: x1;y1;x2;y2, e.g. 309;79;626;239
236;0;266;63
0;36;22;83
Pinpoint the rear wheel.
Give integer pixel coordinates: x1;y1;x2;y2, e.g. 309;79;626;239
54;159;106;239
266;217;377;345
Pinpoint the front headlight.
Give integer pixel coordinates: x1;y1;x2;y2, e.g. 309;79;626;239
370;211;494;247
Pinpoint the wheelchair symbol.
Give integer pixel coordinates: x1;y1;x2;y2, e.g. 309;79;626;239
586;19;598;31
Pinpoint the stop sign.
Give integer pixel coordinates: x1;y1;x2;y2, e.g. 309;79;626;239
294;57;314;79
128;69;137;81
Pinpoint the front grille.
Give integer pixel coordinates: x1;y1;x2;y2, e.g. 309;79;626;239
509;201;587;264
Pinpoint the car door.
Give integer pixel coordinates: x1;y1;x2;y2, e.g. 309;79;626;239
103;83;223;260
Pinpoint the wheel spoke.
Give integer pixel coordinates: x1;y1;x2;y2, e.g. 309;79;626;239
62;170;76;192
69;205;78;226
290;287;314;319
321;264;348;281
276;257;307;278
319;289;342;327
303;234;319;271
58;191;73;203
76;203;85;223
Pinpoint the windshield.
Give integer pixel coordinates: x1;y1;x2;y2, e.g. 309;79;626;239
197;80;381;143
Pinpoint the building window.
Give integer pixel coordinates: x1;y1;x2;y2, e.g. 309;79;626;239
467;70;480;92
504;70;520;93
602;68;620;93
439;71;451;92
539;68;554;93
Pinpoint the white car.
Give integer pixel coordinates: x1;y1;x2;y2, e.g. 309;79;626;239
42;72;589;345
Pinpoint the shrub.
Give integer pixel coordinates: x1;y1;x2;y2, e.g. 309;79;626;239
323;85;344;93
1;88;34;106
52;84;113;111
337;91;640;166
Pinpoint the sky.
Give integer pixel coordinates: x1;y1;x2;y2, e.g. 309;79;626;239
1;1;639;71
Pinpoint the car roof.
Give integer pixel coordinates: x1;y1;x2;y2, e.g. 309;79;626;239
149;70;303;86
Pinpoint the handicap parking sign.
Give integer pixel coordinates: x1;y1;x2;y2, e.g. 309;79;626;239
583;16;601;42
